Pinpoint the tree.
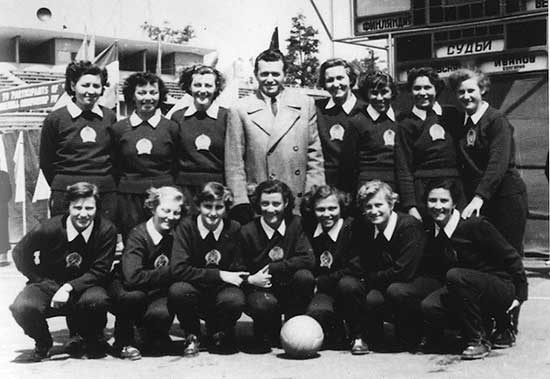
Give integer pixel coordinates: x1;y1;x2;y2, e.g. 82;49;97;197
350;50;380;76
284;14;320;87
140;21;195;43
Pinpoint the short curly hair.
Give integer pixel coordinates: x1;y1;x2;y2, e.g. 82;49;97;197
65;61;108;97
301;185;351;219
358;70;397;100
196;181;234;210
356;180;399;210
406;67;445;96
144;186;186;216
253;180;295;219
178;64;225;101
448;68;491;94
122;72;168;109
318;58;358;89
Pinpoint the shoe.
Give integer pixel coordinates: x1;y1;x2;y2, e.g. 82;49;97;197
351;338;370;355
64;335;85;357
29;339;52;362
210;331;238;354
119;345;142;360
183;334;200;357
85;338;108;359
490;329;516;349
461;341;491;360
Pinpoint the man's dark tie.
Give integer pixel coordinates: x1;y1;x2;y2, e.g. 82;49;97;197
271;97;278;117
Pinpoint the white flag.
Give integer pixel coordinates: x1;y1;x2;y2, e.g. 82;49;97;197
32;169;51;202
13;131;25;203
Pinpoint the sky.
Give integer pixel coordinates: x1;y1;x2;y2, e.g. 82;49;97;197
0;0;388;72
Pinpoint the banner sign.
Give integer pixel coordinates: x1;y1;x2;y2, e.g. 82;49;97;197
0;80;65;114
436;39;505;58
355;12;413;35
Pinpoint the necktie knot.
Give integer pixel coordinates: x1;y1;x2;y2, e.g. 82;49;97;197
270;97;278;116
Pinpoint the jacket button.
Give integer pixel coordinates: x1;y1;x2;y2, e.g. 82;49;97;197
269;173;276;180
297;192;303;198
293;146;299;151
294;169;300;175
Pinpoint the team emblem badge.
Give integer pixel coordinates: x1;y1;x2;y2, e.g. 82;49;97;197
195;134;211;151
65;252;83;269
268;246;284;261
319;251;333;269
383;129;395;146
329;124;345;141
466;128;476;147
80;126;96;143
429;124;446;141
154;254;169;268
136;138;153;155
205;249;221;266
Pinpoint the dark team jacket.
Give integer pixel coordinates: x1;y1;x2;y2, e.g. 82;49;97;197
315;97;366;186
233;215;315;284
453;106;526;200
12;214;116;293
423;216;528;302
395;106;461;210
39;105;117;192
120;222;175;292
170;216;241;286
349;212;426;289
305;217;356;281
339;108;398;192
110;116;179;193
170;106;227;186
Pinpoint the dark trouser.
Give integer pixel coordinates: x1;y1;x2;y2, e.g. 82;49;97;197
9;280;109;345
483;191;528;257
109;279;173;347
168;282;246;336
445;268;515;343
386;276;443;344
336;275;387;343
246;269;315;336
306;274;345;343
116;193;148;241
50;190;117;222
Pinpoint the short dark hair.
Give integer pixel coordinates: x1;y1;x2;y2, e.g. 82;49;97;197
253;179;294;218
196;181;234;209
65;182;99;205
318;58;358;89
448;68;490;94
406;67;445;96
178;64;225;101
65;61;108;97
301;185;351;219
423;179;461;206
254;49;287;74
358;70;397;100
122;72;168;108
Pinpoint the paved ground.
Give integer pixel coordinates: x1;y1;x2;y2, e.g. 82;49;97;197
1;265;549;379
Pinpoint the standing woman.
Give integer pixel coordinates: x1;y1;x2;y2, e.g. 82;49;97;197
316;59;365;186
171;65;227;211
111;72;179;240
339;71;398;194
40;61;117;220
448;69;528;256
395;67;464;222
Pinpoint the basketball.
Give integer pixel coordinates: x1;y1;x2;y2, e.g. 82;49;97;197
280;315;324;359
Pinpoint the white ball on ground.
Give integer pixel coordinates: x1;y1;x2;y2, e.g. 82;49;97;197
280;315;324;359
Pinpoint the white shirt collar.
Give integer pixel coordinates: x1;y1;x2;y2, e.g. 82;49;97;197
66;101;103;119
464;101;489;126
366;104;395;122
373;211;398;241
313;218;344;242
260;217;286;239
145;218;164;245
197;215;224;241
325;93;357;115
66;217;94;243
184;100;220;119
412;101;442;121
434;209;461;238
129;109;162;128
